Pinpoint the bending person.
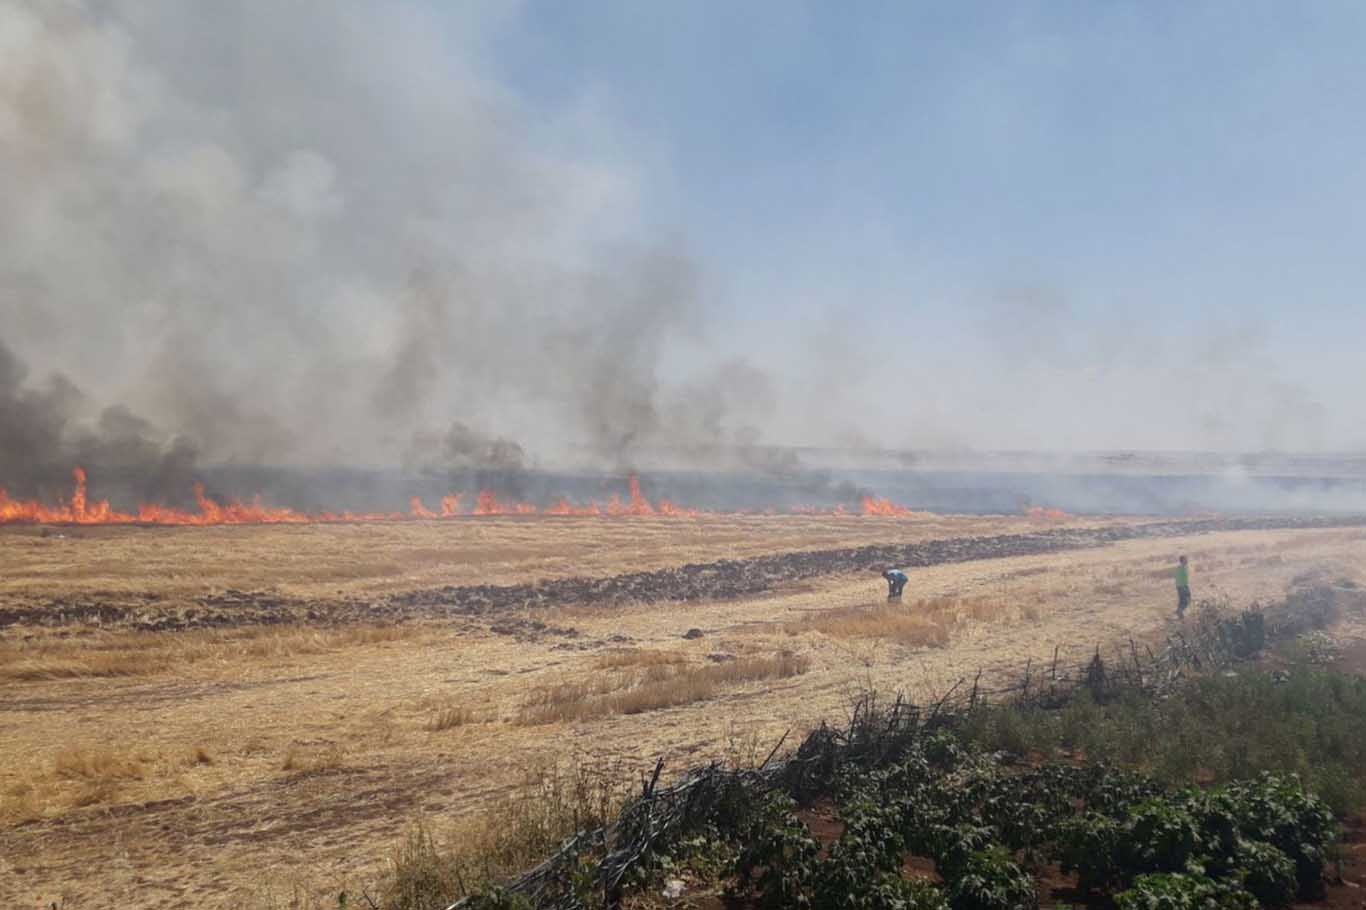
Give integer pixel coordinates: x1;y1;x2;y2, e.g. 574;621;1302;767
883;568;909;600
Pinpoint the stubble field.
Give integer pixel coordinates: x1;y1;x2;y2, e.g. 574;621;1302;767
2;513;1365;908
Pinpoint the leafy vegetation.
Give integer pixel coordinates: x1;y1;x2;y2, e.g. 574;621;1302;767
415;665;1356;909
958;664;1366;812
1114;872;1257;910
717;744;1335;909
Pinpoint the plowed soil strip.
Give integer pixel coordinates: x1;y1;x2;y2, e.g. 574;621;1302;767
4;516;1363;632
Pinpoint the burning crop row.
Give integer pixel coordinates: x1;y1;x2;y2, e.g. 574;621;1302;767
0;468;940;526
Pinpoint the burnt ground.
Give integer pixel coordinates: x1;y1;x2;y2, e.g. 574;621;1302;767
3;515;1364;633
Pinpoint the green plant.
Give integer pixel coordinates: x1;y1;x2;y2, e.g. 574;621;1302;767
1053;812;1124;893
943;846;1037;910
839;874;951;910
1114;872;1256;910
918;823;995;879
979;766;1073;852
1121;798;1204;874
462;888;533;910
1218;773;1337;898
956;666;1366;813
731;793;821;910
1228;838;1297;907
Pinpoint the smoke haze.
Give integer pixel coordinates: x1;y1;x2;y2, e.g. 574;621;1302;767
0;0;776;492
2;1;1364;510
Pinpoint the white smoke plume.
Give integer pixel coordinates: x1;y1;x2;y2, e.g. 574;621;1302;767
0;0;770;494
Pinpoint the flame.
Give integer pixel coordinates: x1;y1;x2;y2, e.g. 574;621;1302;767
860;495;914;516
544;497;601;516
0;467;930;525
71;466;88;519
1025;505;1068;523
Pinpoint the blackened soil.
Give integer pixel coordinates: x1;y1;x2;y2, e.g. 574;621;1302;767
3;516;1363;633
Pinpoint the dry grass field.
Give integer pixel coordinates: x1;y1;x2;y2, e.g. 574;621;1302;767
2;515;1364;908
0;512;1106;601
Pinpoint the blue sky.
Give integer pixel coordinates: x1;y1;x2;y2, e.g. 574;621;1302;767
472;2;1366;450
489;3;1366;314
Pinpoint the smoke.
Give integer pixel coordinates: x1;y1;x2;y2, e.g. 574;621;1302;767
928;285;1336;454
1;1;1357;516
0;340;199;502
404;419;528;496
0;0;770;496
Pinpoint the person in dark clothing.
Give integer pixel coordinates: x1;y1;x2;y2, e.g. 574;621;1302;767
1175;555;1191;618
883;568;909;599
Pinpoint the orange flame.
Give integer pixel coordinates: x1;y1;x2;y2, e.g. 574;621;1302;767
1025;505;1068;523
0;467;929;525
860;495;914;516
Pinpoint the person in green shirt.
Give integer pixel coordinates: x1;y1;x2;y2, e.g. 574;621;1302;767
1174;555;1191;618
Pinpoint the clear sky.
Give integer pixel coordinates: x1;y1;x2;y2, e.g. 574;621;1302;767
483;2;1366;451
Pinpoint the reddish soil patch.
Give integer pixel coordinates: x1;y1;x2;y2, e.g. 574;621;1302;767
900;854;942;884
796;798;844;857
1036;863;1095;908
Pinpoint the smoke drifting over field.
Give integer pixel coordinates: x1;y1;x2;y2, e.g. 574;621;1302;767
0;0;779;496
0;340;199;503
2;2;1362;514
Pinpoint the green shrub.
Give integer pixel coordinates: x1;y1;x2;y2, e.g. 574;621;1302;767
943;846;1037;910
919;823;996;880
1054;812;1124;893
1228;839;1298;908
1218;773;1336;898
979;766;1074;851
924;730;968;771
1114;872;1257;910
899;878;953;910
954;667;1366;813
1076;764;1166;815
812;795;910;905
1121;799;1205;874
462;889;533;910
732;793;821;910
817;871;950;910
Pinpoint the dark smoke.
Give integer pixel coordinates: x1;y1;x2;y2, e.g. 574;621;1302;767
405;420;529;496
0;2;776;495
0;341;200;505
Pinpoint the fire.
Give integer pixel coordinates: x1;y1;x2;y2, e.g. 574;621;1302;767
71;466;88;519
656;498;697;517
544;497;600;516
0;468;928;526
860;495;914;516
1025;504;1068;523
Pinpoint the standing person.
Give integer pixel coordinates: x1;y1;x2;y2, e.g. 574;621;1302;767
883;568;909;600
1174;555;1191;618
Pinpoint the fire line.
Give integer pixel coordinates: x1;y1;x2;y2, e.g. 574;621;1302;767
0;467;943;526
